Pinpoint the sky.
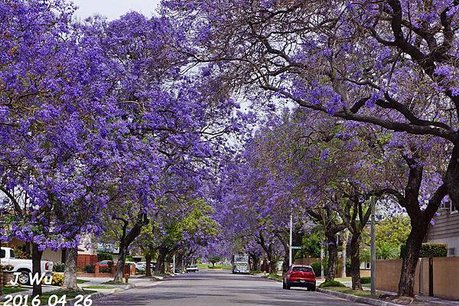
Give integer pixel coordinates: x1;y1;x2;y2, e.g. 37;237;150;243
71;0;162;20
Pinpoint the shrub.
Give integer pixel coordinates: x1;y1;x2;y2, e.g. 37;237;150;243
100;266;111;273
53;262;66;272
85;264;95;273
360;277;371;284
51;273;64;286
311;262;321;277
319;280;346;288
400;243;447;258
97;252;113;261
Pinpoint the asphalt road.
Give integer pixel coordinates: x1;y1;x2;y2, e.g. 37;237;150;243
92;270;365;306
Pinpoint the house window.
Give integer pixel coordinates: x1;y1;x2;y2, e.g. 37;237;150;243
439;201;458;214
449;248;455;256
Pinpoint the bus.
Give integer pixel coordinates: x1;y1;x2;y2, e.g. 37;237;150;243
232;253;250;274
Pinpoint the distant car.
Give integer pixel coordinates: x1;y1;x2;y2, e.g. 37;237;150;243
283;265;316;291
135;262;146;271
96;260;113;269
135;261;155;272
186;265;199;272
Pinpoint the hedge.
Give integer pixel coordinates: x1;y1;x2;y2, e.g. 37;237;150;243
311;262;322;276
400;243;447;258
97;251;114;261
319;280;346;288
360;277;371;284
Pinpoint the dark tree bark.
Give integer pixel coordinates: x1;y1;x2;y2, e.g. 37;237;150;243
398;219;427;296
248;251;260;271
274;230;290;272
339;194;372;290
0;248;3;295
32;243;43;297
63;247;79;290
349;235;362;290
113;213;148;282
155;246;167;275
395;155;449;297
145;251;152;277
446;145;459;209
256;231;278;274
325;232;338;282
308;206;346;282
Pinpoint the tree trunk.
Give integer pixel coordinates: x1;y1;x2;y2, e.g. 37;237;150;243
268;257;277;274
320;242;324;278
114;245;127;282
32;243;43;297
446;145;459;208
398;222;426;296
145;252;152;277
349;234;362;290
325;233;337;282
341;230;348;278
249;253;260;271
0;240;3;295
113;213;148;282
155;247;167;275
63;247;79;290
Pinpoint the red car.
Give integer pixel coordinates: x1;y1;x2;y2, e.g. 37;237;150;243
96;260;113;269
283;265;316;291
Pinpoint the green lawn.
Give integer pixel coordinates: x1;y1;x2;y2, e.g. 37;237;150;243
82;285;113;289
102;280;125;285
267;273;283;282
77;279;90;284
322;286;380;298
2;286;28;294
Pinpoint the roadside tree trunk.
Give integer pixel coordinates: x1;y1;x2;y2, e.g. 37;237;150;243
398;218;428;296
113;214;148;282
63;247;79;290
32;243;43;297
325;232;337;282
396;154;448;297
155;247;167;275
145;252;152;277
349;235;362;290
341;230;348;278
248;252;260;271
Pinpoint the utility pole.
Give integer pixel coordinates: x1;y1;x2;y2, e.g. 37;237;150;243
370;197;376;296
289;213;293;267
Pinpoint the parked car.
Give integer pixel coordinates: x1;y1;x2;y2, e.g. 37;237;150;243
0;247;53;285
96;260;114;269
135;261;155;273
282;265;316;291
186;264;199;272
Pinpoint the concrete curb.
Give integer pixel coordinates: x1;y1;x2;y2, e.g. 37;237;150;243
66;279;158;305
317;288;402;306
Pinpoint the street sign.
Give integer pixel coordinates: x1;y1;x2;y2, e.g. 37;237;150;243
291;246;302;250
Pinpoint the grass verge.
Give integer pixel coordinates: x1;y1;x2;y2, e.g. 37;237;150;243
82;285;113;290
2;286;28;294
102;280;125;285
322;286;380;298
267;273;283;282
77;279;90;284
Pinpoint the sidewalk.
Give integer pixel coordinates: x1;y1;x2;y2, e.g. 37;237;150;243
256;273;459;306
319;281;459;306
